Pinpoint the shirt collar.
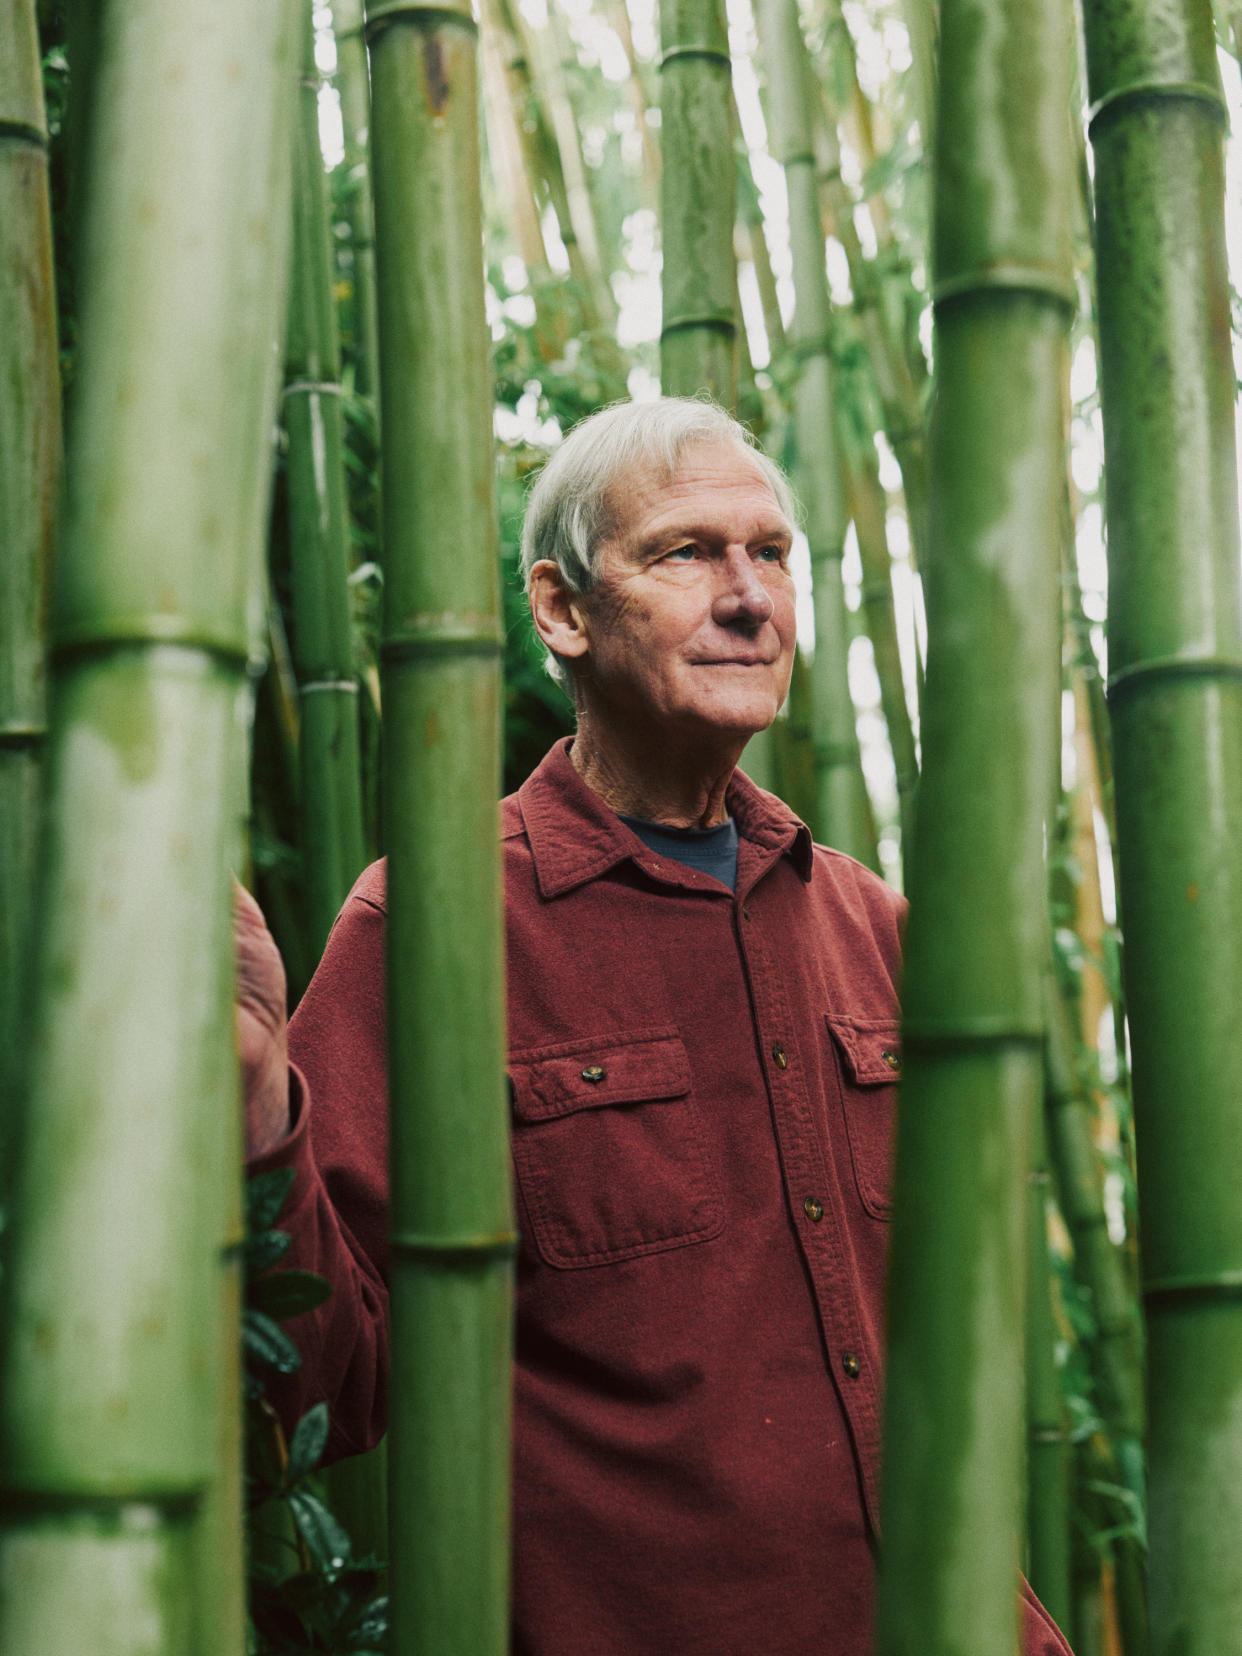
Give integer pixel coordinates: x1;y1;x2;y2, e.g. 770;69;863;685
517;736;814;899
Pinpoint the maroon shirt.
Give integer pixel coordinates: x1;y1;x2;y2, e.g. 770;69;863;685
255;738;1072;1655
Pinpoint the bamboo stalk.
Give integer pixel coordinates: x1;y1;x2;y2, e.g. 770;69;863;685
901;0;937;155
841;424;918;856
529;0;617;330
1082;5;1242;1644
810;87;930;580
0;0;296;1648
481;20;549;273
756;0;876;866
332;0;382;401
0;0;60;1186
285;0;368;961
659;0;737;404
365;2;515;1652
1025;1087;1073;1633
875;0;1074;1645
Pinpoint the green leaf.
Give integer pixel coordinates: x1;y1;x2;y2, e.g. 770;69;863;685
243;1308;303;1375
245;1227;292;1275
250;1269;332;1322
246;1166;296;1234
288;1488;353;1578
286;1402;331;1486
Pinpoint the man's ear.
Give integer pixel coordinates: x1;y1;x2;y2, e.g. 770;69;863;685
528;560;591;665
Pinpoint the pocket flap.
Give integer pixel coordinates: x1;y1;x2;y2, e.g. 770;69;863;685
510;1029;692;1123
824;1014;902;1085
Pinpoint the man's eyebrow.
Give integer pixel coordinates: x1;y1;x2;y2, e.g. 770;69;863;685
640;520;793;552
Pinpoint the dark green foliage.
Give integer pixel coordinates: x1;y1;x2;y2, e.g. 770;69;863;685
244;1169;389;1654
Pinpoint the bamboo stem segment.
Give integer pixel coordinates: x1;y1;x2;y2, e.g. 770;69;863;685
876;0;1074;1647
0;0;296;1649
365;2;515;1651
1081;0;1242;1647
0;0;60;1185
659;0;737;404
285;0;368;960
755;0;876;866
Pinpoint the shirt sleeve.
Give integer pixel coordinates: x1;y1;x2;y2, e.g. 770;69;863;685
246;882;391;1462
1020;1577;1076;1655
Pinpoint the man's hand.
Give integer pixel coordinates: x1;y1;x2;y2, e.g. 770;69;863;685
234;880;292;1157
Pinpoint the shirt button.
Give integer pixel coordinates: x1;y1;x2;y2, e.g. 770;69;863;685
581;1065;607;1083
742;906;751;921
881;1049;901;1072
772;1044;788;1069
803;1196;823;1222
842;1351;861;1378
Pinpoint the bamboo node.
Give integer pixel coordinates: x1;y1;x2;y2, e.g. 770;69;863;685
1106;653;1242;702
0;118;48;151
381;624;503;661
1144;1271;1242;1307
0;722;46;749
282;378;345;400
390;1230;519;1259
50;624;252;674
1087;77;1227;134
660;312;737;341
299;678;360;695
932;265;1077;317
659;44;732;69
364;0;479;41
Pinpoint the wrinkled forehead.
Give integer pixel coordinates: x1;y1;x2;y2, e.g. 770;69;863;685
598;436;781;544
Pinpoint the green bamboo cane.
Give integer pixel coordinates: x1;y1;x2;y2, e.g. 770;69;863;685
0;0;60;1189
1025;1093;1073;1634
659;0;737;405
285;0;368;961
0;0;295;1650
1044;978;1149;1656
900;0;937;155
809;85;931;586
841;434;919;855
756;0;876;867
365;4;515;1653
875;0;1074;1646
331;0;381;402
1081;1;1242;1647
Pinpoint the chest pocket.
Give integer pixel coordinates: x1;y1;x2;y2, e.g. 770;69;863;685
508;1026;724;1269
825;1014;900;1221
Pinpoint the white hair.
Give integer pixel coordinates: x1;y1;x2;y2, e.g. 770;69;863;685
520;396;799;692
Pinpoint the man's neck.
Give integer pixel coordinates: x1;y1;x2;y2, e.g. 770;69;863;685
568;716;743;829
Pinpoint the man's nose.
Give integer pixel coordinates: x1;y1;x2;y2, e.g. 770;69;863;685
712;548;773;627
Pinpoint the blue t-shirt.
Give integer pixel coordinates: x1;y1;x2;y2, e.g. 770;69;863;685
619;813;740;891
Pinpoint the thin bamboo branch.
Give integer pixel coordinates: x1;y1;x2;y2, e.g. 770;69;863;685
331;0;382;401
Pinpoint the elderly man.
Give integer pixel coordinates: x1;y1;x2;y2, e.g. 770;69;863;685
239;397;1071;1654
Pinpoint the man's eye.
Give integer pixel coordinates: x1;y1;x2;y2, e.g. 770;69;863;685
757;545;785;564
664;545;697;562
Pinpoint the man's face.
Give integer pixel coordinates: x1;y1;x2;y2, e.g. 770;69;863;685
574;439;798;743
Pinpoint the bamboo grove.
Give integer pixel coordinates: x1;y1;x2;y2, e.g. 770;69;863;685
3;0;1242;1650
